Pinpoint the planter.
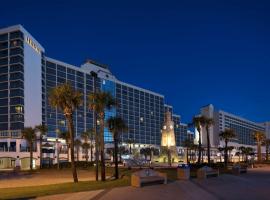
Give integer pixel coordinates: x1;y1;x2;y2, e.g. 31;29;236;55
177;167;190;180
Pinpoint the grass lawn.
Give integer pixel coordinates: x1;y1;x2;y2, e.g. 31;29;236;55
0;177;130;199
0;167;178;199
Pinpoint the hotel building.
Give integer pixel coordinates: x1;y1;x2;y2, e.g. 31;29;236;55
198;104;269;149
0;25;185;169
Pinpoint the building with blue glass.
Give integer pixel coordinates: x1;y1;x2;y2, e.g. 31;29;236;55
0;24;190;169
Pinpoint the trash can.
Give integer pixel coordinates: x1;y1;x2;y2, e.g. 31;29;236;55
177;164;190;180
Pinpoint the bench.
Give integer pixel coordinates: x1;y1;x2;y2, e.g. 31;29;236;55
197;166;219;179
232;165;247;175
131;169;167;187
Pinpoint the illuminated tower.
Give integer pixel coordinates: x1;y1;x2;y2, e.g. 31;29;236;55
161;111;176;147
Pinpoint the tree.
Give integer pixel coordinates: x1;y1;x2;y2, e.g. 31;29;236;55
219;129;236;167
49;83;82;183
35;124;48;169
192;116;206;164
22;127;36;171
81;129;95;162
88;91;117;181
107;116;128;179
82;142;90;162
204;118;214;165
183;138;194;163
217;147;224;163
263;139;270;161
253;131;266;163
58;131;70;161
126;139;134;154
240;147;254;162
74;138;82;162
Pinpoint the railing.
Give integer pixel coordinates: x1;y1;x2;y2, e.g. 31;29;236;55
0;130;22;138
0;147;17;152
20;147;37;152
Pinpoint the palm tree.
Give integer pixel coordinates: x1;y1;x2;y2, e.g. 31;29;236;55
35;124;48;169
183;138;194;163
253;131;266;163
263;139;270;161
88;91;117;181
217;147;224;163
58;131;70;161
81;129;95;162
22;127;36;171
49;82;82;183
107;116;128;179
74;138;82;162
239;146;247;161
192;116;205;164
126;139;134;154
204;118;214;165
219;129;236;167
82;142;91;162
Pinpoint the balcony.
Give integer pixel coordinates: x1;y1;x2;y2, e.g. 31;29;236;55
20;147;37;152
0;130;22;138
0;146;16;152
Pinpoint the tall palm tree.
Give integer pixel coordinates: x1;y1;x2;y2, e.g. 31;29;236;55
49;82;82;183
253;131;266;163
82;142;91;162
88;91;117;181
204;118;214;165
35;124;48;169
192;116;205;164
107;116;128;179
219;129;236;167
126;139;134;154
263;139;270;161
74;138;82;162
22;127;36;171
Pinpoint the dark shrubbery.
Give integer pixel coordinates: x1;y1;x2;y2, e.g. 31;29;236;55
51;161;95;169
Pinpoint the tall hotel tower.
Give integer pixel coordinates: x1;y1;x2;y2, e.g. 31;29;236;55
0;25;191;169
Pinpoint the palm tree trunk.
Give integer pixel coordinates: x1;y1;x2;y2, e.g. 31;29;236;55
77;147;79;162
100;117;106;181
66;115;78;183
186;148;189;163
129;145;131;154
40;136;43;169
198;131;201;164
266;144;269;161
258;142;262;162
224;140;228;167
90;141;93;162
114;137;119;179
30;142;33;171
206;128;211;165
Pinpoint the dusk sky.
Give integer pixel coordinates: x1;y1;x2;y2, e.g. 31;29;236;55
1;0;269;123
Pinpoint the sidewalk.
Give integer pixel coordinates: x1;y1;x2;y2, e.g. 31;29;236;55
35;190;104;200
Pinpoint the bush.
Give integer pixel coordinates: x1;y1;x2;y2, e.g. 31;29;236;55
52;161;95;169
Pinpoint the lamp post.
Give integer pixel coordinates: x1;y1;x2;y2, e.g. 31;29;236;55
91;71;99;181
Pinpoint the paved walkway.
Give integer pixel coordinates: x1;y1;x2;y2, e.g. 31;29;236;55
34;167;270;200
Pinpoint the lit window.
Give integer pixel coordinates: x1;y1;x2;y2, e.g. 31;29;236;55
15;106;23;113
163;125;166;130
140;117;144;122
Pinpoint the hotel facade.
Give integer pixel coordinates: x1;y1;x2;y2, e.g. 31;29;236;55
196;104;270;161
0;25;191;169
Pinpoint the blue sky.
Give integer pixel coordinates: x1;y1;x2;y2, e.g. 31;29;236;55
1;0;269;123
